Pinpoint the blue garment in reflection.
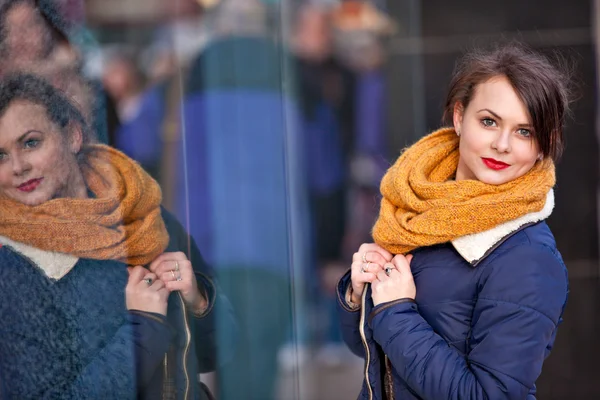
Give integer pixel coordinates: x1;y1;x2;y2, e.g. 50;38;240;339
177;36;309;400
114;85;165;179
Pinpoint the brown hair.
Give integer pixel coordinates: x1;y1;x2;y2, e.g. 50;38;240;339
443;43;572;161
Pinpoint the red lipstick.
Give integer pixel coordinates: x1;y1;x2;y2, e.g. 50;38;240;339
17;178;43;192
481;158;510;171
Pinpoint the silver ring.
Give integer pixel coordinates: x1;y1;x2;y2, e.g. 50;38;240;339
171;270;176;280
175;261;179;272
385;267;393;277
144;278;152;285
176;273;182;282
362;252;368;263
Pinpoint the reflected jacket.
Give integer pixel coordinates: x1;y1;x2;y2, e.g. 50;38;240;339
0;209;235;399
337;220;569;400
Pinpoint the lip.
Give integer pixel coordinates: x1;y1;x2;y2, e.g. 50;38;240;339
481;157;510;170
17;178;43;192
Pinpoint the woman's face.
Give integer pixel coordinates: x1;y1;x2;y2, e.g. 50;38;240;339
453;75;541;185
0;100;82;206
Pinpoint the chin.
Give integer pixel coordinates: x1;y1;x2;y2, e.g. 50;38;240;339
9;192;50;206
474;171;513;186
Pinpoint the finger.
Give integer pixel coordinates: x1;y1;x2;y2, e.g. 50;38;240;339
160;269;183;283
149;252;188;272
165;279;192;292
365;251;390;268
406;254;414;264
388;267;401;278
128;266;147;283
352;261;383;275
392;255;411;273
155;260;190;278
150;279;166;291
138;272;157;287
353;272;378;284
376;270;388;281
153;260;178;277
358;243;393;263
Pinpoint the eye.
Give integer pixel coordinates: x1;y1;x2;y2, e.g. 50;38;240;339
24;138;40;149
0;152;7;162
517;128;531;138
481;118;497;127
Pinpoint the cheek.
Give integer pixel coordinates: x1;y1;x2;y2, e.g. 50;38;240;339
513;144;539;167
36;145;72;179
0;166;12;189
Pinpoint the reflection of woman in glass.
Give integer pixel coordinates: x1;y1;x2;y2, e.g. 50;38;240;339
338;45;570;399
0;73;233;399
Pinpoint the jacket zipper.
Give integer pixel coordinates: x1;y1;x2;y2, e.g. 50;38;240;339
179;292;192;399
359;286;373;400
162;355;169;400
384;355;394;400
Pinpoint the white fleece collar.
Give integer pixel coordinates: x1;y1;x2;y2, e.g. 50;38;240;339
0;235;79;280
451;190;554;265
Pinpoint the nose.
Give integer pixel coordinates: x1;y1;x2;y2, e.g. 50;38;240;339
491;130;511;153
11;153;31;176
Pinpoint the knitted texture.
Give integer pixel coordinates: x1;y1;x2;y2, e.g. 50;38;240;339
0;144;168;265
372;127;555;254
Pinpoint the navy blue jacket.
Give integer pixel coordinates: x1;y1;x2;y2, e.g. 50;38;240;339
0;209;235;399
337;221;568;399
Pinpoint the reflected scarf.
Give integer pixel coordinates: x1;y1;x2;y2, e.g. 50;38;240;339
0;145;169;265
372;127;555;254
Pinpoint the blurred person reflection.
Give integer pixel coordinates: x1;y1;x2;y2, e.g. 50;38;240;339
110;1;209;210
101;47;145;125
329;0;396;260
0;0;118;144
0;73;235;399
101;47;166;181
290;2;356;368
177;0;310;398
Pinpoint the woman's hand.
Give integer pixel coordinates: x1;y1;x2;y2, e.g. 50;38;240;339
149;252;208;315
350;243;394;304
371;254;416;306
126;266;170;316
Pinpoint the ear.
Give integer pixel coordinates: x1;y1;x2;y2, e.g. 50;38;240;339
68;122;83;154
453;102;464;134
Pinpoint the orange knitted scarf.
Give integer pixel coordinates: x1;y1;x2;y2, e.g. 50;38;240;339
372;127;555;254
0;144;169;265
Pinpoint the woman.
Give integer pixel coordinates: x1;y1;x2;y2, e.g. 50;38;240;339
0;73;234;399
337;44;570;399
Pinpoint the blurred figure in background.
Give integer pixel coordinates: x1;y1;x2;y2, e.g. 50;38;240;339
102;46;167;181
102;47;145;125
288;0;397;368
0;0;118;144
331;0;396;256
290;1;353;368
107;2;209;209
177;0;310;398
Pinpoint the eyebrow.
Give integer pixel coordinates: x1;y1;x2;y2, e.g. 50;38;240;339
17;130;41;143
0;130;42;152
477;108;532;128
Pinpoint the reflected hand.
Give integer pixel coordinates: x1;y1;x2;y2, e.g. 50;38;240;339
149;252;207;314
126;266;169;315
